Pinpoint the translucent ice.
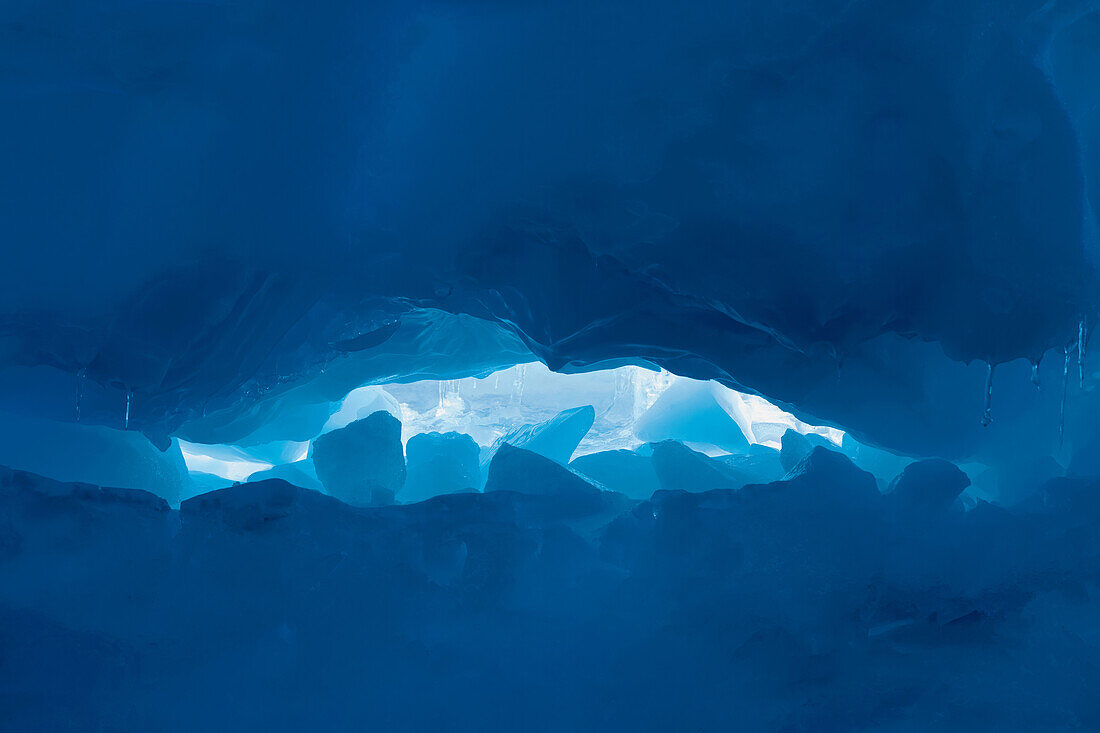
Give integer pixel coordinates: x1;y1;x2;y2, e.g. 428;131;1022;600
648;440;741;493
312;411;405;506
484;444;602;498
779;429;814;473
633;380;751;453
403;432;481;504
482;405;596;475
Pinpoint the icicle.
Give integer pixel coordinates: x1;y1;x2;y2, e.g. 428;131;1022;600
514;364;527;404
1079;317;1088;388
75;369;85;422
1060;346;1070;447
124;390;132;430
980;363;995;426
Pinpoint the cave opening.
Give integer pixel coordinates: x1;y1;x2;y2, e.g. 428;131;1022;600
178;362;847;504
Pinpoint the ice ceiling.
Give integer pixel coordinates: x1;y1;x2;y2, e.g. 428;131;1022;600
2;0;1100;482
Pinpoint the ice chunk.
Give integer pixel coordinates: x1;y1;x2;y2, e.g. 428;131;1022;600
483;405;595;473
312;410;405;506
633;380;751;452
648;440;741;493
569;450;660;500
779;429;813;473
403;432;481;504
887;459;970;516
484;443;602;498
757;446;882;511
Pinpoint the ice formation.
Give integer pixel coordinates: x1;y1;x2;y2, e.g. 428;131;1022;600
312;410;406;506
4;0;1100;729
484;444;604;499
648;440;745;493
403;431;481;503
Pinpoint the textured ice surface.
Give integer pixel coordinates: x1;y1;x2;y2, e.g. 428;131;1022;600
312;411;406;506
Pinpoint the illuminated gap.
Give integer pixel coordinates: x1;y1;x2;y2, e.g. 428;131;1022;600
381;363;842;457
180;363;842;483
178;441;276;482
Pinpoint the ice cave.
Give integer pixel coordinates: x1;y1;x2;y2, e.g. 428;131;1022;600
3;1;1100;730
